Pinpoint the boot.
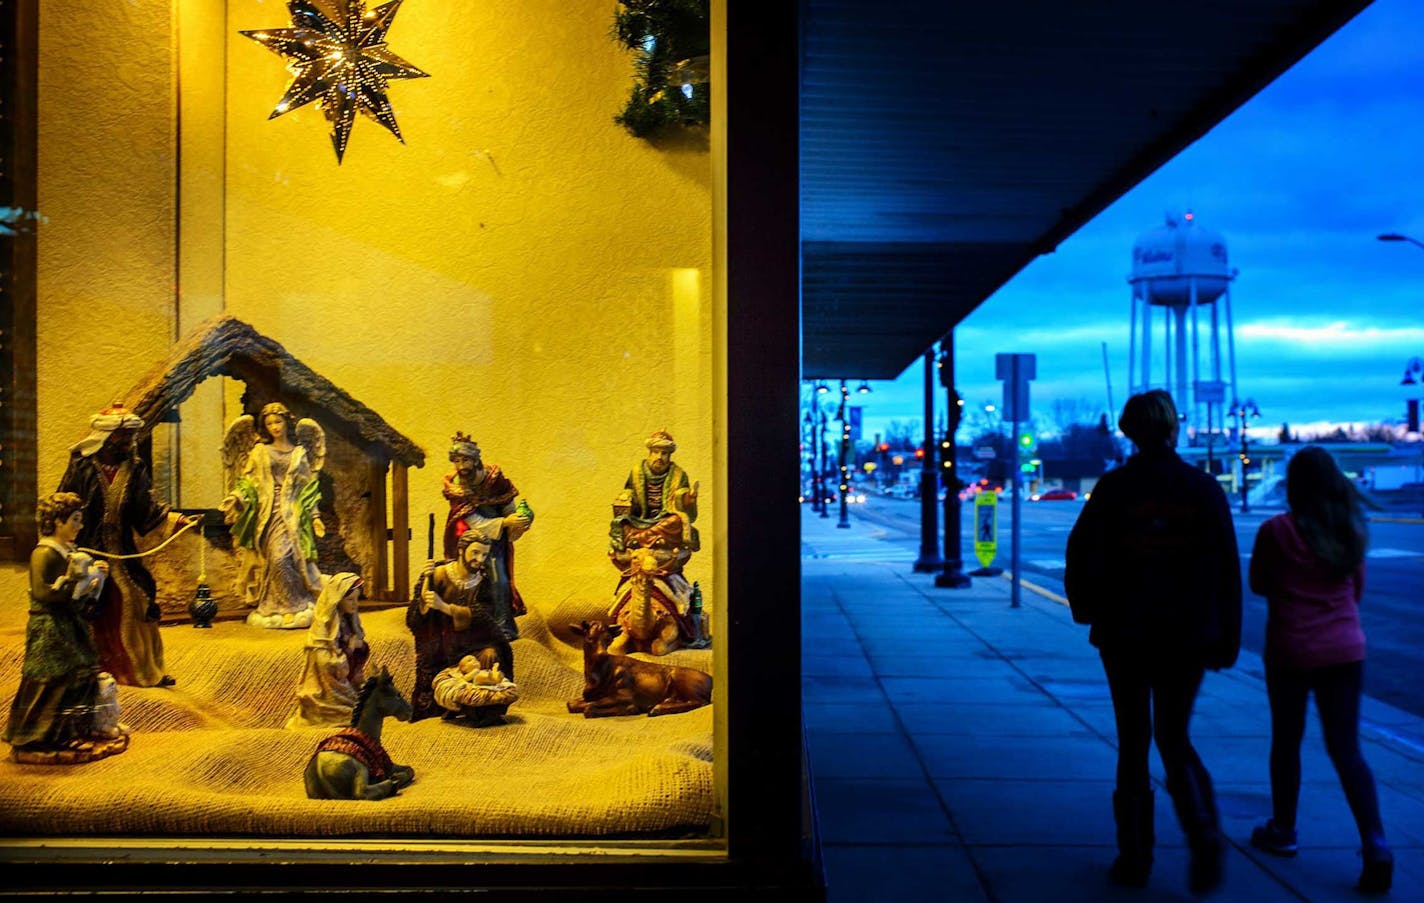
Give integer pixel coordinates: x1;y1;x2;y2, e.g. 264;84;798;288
1167;765;1223;896
1111;789;1155;887
1357;838;1393;894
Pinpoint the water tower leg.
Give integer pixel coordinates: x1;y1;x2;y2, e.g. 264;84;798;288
1140;294;1152;394
1128;289;1138;397
1190;280;1202;443
1211;301;1222;380
1174;304;1189;445
1225;286;1239;404
1163;301;1172;390
1211;301;1223;447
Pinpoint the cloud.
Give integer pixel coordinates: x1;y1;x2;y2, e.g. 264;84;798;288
1236;320;1424;351
844;0;1424;443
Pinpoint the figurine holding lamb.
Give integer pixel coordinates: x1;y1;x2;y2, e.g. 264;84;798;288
3;493;130;764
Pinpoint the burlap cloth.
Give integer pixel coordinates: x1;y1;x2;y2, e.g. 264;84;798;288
0;595;715;838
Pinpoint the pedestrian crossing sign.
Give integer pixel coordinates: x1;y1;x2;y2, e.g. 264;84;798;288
974;491;997;568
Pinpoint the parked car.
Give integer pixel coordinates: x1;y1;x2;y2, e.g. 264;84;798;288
958;478;1004;501
1029;488;1077;501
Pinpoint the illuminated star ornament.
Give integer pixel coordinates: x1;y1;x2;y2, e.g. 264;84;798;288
241;0;430;164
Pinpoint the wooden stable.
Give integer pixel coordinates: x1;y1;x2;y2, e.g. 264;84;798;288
102;314;425;606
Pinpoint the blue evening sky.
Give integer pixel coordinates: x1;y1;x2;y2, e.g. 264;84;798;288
852;0;1424;444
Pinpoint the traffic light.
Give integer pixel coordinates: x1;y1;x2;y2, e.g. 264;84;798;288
1017;431;1038;474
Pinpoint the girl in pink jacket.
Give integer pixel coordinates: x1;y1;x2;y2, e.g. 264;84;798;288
1248;445;1391;893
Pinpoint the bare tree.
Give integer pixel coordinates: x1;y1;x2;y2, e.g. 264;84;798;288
883;419;921;451
1046;397;1103;434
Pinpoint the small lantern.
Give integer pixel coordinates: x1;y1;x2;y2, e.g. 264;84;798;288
188;519;218;628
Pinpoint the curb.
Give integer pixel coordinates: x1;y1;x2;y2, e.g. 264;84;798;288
1002;571;1070;607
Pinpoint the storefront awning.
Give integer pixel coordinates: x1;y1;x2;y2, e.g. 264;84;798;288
800;0;1371;379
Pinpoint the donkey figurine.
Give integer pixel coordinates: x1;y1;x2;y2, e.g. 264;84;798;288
567;620;712;718
303;667;416;801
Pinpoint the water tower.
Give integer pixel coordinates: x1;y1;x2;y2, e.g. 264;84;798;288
1128;212;1238;446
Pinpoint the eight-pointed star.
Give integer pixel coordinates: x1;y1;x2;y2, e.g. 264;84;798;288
242;0;429;163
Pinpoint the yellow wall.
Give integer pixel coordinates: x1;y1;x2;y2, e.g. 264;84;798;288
15;2;715;625
35;2;178;481
6;2;179;607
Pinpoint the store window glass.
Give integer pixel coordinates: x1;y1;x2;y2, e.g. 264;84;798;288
2;0;721;852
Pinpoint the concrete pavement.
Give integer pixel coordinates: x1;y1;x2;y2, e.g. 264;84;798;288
802;508;1424;902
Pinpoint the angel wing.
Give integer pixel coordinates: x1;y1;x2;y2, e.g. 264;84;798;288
295;418;326;472
221;415;258;492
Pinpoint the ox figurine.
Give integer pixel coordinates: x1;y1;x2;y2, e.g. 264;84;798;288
567;620;712;718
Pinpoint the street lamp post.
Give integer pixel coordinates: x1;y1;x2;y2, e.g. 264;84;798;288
935;336;970;588
837;379;851;528
914;348;943;572
1403;358;1424;517
1228;398;1261;513
1378;232;1424;251
802;407;814;507
816;381;831;518
1378;234;1424;515
806;384;821;514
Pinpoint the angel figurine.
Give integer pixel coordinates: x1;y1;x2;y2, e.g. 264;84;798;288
221;402;326;629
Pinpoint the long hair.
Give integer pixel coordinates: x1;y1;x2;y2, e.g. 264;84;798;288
1286;445;1366;576
255;402;295;443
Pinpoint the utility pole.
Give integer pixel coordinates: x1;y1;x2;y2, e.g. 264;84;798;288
836;379;851;528
913;348;942;572
935;334;970;588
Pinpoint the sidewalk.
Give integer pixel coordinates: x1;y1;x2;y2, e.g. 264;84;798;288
801;509;1424;902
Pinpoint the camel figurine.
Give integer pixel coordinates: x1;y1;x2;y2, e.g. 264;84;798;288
303;667;416;801
608;546;694;656
567;620;712;718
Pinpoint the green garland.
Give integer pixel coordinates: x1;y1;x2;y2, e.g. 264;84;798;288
613;0;710;139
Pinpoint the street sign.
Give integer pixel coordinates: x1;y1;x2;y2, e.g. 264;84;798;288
973;445;997;460
973;490;998;568
995;353;1036;422
994;352;1035;609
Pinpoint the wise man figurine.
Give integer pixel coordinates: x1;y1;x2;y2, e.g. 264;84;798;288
58;403;199;687
440;433;531;640
609;429;700;571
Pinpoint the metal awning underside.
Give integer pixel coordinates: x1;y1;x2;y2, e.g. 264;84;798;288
800;0;1371;379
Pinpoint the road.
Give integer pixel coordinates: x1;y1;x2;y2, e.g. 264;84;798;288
844;494;1424;719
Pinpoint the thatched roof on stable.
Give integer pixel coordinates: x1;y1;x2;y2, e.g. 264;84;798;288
116;315;425;468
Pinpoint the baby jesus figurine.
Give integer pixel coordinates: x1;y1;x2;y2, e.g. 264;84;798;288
457;654;507;687
431;651;519;726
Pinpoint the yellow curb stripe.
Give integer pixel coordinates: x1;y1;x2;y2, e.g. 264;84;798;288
1001;571;1070;607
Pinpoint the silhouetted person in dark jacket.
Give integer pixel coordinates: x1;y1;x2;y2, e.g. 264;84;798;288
1065;389;1241;895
